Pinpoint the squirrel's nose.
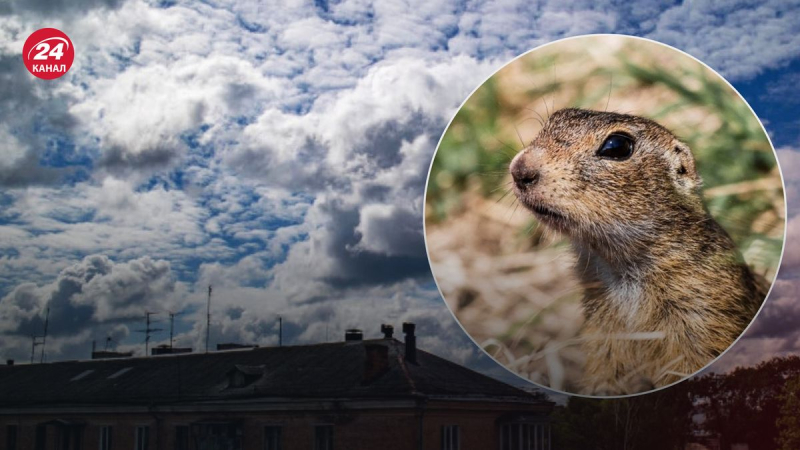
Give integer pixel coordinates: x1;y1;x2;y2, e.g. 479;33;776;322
510;158;540;189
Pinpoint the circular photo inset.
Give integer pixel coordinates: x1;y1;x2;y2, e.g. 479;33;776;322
424;35;785;396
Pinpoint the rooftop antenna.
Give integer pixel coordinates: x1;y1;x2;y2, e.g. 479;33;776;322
39;307;50;363
206;285;212;353
278;316;282;347
167;310;185;350
29;307;49;363
30;334;41;364
134;311;163;356
105;336;114;350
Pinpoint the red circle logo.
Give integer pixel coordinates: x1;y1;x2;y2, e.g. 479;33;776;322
22;28;75;80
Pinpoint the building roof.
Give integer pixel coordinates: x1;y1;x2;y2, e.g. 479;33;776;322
0;338;548;409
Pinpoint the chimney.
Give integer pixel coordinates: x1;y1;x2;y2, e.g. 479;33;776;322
6;359;14;366
402;322;417;364
363;344;389;383
345;329;363;341
380;324;394;339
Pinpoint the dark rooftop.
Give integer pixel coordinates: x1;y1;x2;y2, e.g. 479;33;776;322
0;338;546;408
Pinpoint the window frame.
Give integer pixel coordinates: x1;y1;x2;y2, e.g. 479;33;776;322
499;422;551;450
134;425;150;450
313;424;333;450
98;425;112;450
263;425;283;450
35;424;46;450
441;425;460;450
6;424;18;450
174;425;189;450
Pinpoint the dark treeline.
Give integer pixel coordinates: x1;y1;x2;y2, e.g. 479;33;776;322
551;356;800;450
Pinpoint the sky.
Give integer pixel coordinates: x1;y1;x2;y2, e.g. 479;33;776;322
0;0;799;394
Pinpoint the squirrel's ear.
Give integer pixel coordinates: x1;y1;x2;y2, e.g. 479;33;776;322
667;141;702;193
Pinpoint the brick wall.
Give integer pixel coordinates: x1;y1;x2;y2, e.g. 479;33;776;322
0;401;549;450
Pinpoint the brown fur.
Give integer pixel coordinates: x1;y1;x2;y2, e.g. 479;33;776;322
509;108;767;395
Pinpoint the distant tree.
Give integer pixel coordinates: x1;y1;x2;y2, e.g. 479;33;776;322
777;375;800;450
552;384;693;450
551;356;800;449
689;356;800;450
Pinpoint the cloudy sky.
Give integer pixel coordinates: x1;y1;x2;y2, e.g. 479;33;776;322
0;0;799;392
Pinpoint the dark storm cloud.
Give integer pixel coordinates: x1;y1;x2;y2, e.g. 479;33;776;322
99;144;181;175
353;112;436;170
0;55;78;188
224;136;342;192
315;199;430;287
712;149;799;371
775;149;800;271
0;152;68;188
746;278;800;340
0;255;183;339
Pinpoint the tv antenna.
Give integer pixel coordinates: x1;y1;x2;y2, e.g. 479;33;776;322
39;307;50;363
205;285;212;353
134;311;163;355
29;307;50;363
30;334;42;364
167;310;185;350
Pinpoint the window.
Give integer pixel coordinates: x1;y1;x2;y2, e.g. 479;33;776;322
35;425;46;450
34;424;82;450
313;425;333;450
175;426;189;450
500;423;550;450
6;425;17;450
263;426;282;450
135;426;149;450
226;365;264;389
190;423;242;450
441;425;459;450
99;426;112;450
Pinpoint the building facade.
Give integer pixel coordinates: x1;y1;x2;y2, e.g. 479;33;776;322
0;325;553;450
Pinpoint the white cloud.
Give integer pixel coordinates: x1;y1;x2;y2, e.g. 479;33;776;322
71;55;290;176
354;203;424;257
0;254;187;362
6;177;208;254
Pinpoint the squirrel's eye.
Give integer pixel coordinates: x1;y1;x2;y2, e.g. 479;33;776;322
597;134;634;160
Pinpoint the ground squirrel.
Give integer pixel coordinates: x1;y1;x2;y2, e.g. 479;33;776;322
509;108;768;395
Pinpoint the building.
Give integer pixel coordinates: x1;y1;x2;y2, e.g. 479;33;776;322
0;323;553;450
